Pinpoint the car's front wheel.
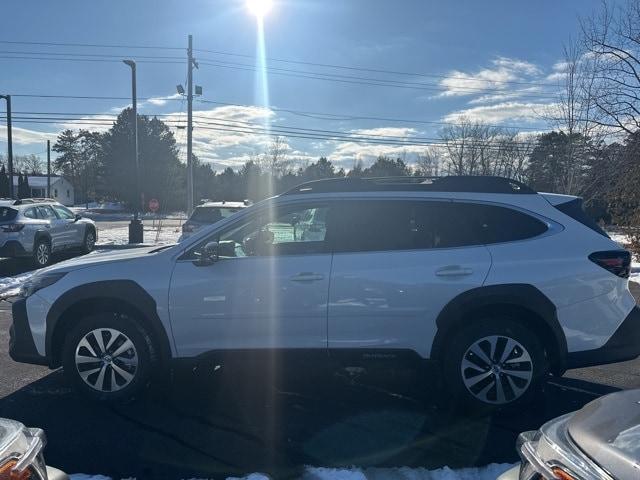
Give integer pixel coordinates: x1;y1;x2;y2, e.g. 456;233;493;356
82;228;96;254
62;313;156;402
442;317;547;410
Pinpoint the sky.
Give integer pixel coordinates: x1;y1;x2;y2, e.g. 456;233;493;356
0;0;619;171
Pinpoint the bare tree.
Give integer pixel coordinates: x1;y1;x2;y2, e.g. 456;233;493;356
416;148;442;176
581;0;640;133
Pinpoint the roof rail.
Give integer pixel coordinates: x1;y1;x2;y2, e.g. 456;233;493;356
283;176;537;195
13;198;57;205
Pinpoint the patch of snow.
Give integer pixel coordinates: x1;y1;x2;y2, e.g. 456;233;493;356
69;475;112;480
0;271;34;300
227;464;515;480
97;224;182;246
631;261;640;284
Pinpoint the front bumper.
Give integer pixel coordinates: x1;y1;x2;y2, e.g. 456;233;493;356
566;305;640;369
8;299;49;366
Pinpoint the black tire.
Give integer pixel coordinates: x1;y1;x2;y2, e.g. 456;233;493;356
32;238;51;267
62;313;157;402
82;227;96;254
442;316;547;412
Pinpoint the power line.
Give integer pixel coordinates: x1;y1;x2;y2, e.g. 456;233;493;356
0;39;183;51
0;55;184;64
195;48;559;89
0;50;184;60
196;99;543;131
198;60;560;99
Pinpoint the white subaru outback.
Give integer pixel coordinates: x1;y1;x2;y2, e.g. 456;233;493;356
8;176;640;408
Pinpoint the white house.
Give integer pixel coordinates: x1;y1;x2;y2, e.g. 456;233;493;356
12;175;75;206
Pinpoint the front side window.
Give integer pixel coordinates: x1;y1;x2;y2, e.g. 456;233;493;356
52;205;75;220
186;204;330;259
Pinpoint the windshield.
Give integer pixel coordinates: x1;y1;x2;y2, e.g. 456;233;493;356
3;2;640;480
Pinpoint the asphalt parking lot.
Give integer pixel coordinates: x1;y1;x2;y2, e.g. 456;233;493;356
1;285;640;479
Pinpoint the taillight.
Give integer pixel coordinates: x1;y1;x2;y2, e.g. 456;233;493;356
1;224;25;233
589;250;631;278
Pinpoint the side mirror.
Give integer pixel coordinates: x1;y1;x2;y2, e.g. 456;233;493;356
196;241;219;266
74;214;82;222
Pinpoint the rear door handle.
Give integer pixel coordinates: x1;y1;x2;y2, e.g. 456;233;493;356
290;272;325;282
435;266;473;277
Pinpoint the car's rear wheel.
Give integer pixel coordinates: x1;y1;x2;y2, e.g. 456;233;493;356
82;228;96;253
32;239;51;267
62;313;156;402
442;317;547;411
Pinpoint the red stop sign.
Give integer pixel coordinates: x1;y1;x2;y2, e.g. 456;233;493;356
148;198;160;212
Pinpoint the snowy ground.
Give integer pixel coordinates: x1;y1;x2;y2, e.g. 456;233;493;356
69;463;516;480
95;221;182;246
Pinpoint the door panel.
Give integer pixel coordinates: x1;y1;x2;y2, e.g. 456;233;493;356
326;199;493;359
169;202;334;357
169;255;331;356
328;247;491;358
36;205;68;248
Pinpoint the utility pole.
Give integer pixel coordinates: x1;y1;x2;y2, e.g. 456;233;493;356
46;140;51;198
186;34;195;216
123;60;143;243
1;95;14;199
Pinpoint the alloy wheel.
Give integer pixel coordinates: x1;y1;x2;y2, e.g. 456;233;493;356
85;232;95;251
460;335;533;405
74;328;139;392
36;243;50;266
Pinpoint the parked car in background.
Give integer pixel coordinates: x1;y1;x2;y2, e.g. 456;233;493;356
179;200;249;241
0;198;97;267
499;388;640;480
0;417;68;480
8;176;640;408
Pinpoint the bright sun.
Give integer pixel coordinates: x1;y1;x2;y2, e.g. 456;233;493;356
246;0;273;17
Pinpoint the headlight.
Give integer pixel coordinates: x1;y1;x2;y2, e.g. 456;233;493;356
0;418;47;480
19;273;67;299
518;414;613;480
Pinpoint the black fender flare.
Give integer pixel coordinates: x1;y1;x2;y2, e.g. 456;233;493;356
46;280;172;368
430;283;567;373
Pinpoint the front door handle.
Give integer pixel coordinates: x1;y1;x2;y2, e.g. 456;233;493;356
290;272;325;282
435;266;473;277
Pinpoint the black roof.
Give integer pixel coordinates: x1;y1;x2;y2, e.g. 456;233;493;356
283;176;537;195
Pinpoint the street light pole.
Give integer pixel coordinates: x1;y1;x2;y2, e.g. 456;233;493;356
123;60;143;243
0;95;14;199
186;34;195;216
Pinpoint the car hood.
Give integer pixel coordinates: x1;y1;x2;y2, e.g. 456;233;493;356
41;245;174;273
568;389;640;479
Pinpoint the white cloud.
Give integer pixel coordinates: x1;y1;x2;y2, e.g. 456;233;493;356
145;93;182;106
350;127;416;138
437;56;542;98
0;125;57;145
443;102;556;124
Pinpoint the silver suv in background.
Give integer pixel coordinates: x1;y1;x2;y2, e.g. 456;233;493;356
0;198;96;267
179;200;249;241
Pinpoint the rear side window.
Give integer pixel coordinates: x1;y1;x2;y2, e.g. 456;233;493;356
23;207;38;219
331;200;548;253
0;207;17;222
554;198;609;238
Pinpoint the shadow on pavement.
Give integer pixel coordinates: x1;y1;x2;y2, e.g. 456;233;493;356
0;364;618;480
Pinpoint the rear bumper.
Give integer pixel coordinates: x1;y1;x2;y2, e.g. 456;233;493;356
9;298;49;366
566;306;640;369
0;240;28;257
